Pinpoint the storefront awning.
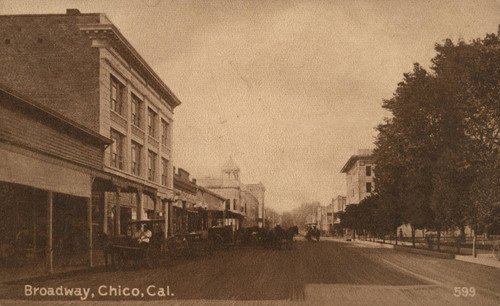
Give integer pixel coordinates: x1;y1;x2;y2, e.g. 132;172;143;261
0;148;92;197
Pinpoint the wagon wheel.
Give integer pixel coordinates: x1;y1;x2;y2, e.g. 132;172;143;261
493;240;500;261
144;247;154;269
166;237;181;260
208;238;214;256
212;234;224;251
149;246;161;268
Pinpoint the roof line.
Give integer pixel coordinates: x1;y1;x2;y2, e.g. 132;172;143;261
78;23;182;108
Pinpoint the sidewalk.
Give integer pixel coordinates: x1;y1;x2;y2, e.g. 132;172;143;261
324;236;500;269
455;253;500;269
322;236;394;248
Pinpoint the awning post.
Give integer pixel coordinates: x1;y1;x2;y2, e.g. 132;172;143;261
87;196;93;268
47;191;53;274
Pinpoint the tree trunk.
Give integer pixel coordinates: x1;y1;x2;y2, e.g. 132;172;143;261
411;225;416;248
460;225;466;243
395;229;398;246
472;226;477;258
437;229;441;251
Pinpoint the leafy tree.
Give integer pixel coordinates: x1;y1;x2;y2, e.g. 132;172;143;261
374;27;500;254
357;194;379;241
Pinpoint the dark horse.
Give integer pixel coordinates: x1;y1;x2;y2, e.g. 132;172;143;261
272;225;299;250
96;232;118;268
282;226;299;250
306;227;320;242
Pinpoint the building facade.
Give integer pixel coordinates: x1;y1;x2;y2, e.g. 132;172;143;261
0;9;181;238
331;195;347;235
197;157;265;229
0;85;111;274
340;149;375;205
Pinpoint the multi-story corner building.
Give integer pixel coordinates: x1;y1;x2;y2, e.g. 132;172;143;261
340;149;375;205
197;157;265;229
0;9;181;237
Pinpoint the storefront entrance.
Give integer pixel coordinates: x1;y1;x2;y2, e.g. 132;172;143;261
0;181;91;281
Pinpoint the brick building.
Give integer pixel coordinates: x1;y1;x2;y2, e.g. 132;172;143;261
0;9;181;238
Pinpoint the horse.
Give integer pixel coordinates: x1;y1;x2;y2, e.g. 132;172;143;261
282;226;299;250
306;227;320;242
96;232;118;268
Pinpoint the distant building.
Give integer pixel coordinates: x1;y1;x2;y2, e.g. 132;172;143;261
317;206;328;232
264;207;281;230
331;195;347;235
197;157;265;229
340;149;375;205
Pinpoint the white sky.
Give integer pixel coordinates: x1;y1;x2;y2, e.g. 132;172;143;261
1;0;499;212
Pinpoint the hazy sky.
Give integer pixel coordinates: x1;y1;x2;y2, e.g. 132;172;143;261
1;0;499;212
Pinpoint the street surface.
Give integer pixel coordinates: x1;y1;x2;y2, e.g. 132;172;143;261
1;240;499;305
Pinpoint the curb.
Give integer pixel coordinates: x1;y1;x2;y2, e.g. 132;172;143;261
393;245;455;259
455;255;500;269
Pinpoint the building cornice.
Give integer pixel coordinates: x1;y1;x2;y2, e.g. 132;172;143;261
173;176;197;195
340;155;374;173
78;24;181;109
197;185;227;201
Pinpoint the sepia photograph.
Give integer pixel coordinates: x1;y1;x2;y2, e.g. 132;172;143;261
0;0;499;305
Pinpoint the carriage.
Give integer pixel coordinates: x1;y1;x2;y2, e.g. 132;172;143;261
305;223;320;242
103;219;214;268
103;219;165;268
208;226;234;249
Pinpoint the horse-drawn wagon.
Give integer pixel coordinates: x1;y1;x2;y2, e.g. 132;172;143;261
305;223;320;242
102;219;165;268
101;219;216;268
208;226;233;249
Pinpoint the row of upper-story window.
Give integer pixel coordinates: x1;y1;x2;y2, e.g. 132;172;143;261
348;182;373;199
224;199;247;213
110;128;169;186
347;165;373;184
110;75;170;146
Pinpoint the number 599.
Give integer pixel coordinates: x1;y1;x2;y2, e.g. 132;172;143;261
454;287;475;297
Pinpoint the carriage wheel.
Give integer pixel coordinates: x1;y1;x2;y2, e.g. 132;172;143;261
212;235;224;251
144;248;154;269
207;239;214;256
